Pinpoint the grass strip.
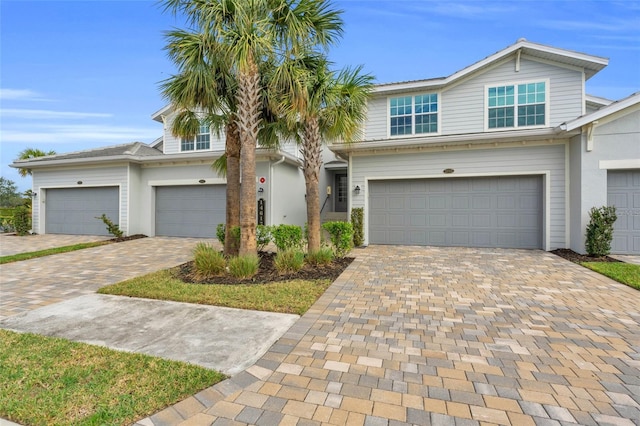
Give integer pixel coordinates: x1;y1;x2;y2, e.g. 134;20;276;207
0;329;225;426
0;241;112;264
582;262;640;290
99;269;331;316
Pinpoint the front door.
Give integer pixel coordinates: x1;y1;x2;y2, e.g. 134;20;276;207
335;173;347;212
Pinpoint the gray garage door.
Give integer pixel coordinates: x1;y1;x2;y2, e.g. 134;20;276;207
45;187;119;235
155;185;225;238
369;175;542;249
608;170;640;254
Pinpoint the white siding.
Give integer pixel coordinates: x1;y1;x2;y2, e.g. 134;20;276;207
162;111;225;154
351;143;567;249
270;162;306;227
364;56;584;140
33;165;128;234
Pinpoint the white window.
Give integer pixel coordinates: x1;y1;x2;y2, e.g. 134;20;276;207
181;123;211;151
390;93;438;136
487;81;547;129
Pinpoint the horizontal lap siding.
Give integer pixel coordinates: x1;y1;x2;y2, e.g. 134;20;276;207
163;111;225;154
351;143;567;249
33;166;128;234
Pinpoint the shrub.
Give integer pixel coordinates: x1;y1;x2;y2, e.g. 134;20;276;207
13;206;30;236
272;224;303;251
256;225;272;252
351;207;364;247
193;242;226;278
274;249;305;274
216;224;240;248
322;221;354;258
1;217;14;233
96;214;123;239
306;246;334;266
585;206;617;256
228;254;259;279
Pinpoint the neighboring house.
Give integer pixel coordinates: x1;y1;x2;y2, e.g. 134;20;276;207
12;39;639;254
10;104;347;238
329;39;639;254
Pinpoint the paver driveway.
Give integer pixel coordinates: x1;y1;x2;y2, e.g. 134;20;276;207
0;236;202;320
140;246;640;426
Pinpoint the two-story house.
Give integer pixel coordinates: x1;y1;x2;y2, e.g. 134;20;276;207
12;39;639;254
329;39;639;254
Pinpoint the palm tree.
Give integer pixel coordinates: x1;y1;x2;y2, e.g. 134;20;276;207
15;148;56;177
272;55;373;252
163;0;343;256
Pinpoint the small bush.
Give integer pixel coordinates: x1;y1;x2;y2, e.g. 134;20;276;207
272;224;303;251
256;225;272;252
274;249;305;274
96;214;123;238
193;242;226;278
322;221;354;258
306;246;334;266
228;254;259;279
351;207;364;247
13;206;30;236
216;224;240;249
585;206;617;256
1;217;15;233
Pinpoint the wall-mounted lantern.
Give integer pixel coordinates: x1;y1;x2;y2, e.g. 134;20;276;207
354;185;361;195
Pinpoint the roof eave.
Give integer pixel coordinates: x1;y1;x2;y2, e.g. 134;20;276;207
561;92;640;131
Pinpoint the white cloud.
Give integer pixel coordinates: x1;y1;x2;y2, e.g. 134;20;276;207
0;89;49;101
0;109;113;120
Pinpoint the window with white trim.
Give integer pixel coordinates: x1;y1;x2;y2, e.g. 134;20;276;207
390;93;438;136
487;81;546;129
181;123;211;151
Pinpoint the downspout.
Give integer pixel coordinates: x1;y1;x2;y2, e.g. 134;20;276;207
269;156;285;225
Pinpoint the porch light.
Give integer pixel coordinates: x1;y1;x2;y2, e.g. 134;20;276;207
354;185;361;195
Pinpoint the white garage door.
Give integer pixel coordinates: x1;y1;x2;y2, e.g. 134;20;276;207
45;187;119;235
608;170;640;255
369;175;542;249
155;185;226;238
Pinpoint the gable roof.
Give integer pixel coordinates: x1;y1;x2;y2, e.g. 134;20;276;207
560;91;640;132
373;38;609;94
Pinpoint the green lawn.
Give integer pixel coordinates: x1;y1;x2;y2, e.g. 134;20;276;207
0;241;111;264
0;329;225;426
99;269;332;316
582;262;640;290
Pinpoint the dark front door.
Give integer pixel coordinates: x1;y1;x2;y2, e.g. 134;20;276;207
335;173;348;212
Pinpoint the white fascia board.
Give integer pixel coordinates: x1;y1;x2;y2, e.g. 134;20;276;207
151;104;174;122
560;92;640;131
329;128;565;154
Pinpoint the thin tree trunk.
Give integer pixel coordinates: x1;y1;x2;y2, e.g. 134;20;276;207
236;61;261;256
224;120;241;256
303;116;323;253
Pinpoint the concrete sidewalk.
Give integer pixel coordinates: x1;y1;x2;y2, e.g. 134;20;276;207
0;294;299;375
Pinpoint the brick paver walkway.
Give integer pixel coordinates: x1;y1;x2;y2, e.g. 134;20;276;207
138;246;640;426
0;233;111;256
0;237;207;320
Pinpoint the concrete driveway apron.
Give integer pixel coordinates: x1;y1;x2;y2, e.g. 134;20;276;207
139;246;640;426
0;237;200;320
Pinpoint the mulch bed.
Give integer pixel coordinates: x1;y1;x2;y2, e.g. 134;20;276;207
111;234;147;242
550;248;620;264
177;251;354;285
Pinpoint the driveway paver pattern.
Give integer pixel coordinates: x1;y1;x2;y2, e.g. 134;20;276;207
0;237;205;320
138;246;640;426
0;233;111;256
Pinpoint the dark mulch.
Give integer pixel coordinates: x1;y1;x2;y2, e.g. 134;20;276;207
111;234;147;243
178;251;354;285
551;248;620;264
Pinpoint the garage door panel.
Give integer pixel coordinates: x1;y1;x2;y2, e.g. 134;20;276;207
608;170;640;254
369;176;542;249
410;197;426;209
410;215;427;226
156;185;225;238
46;187;119;236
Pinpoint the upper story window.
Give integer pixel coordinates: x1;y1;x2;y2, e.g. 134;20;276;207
390;93;438;136
487;81;546;129
181;123;211;151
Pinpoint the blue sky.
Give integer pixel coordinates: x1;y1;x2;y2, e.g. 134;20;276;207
1;0;639;192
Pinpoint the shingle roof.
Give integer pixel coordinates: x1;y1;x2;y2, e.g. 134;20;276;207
16;142;163;164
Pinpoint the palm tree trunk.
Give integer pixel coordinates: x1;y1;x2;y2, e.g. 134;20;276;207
303;116;323;253
236;60;260;256
224;120;241;256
